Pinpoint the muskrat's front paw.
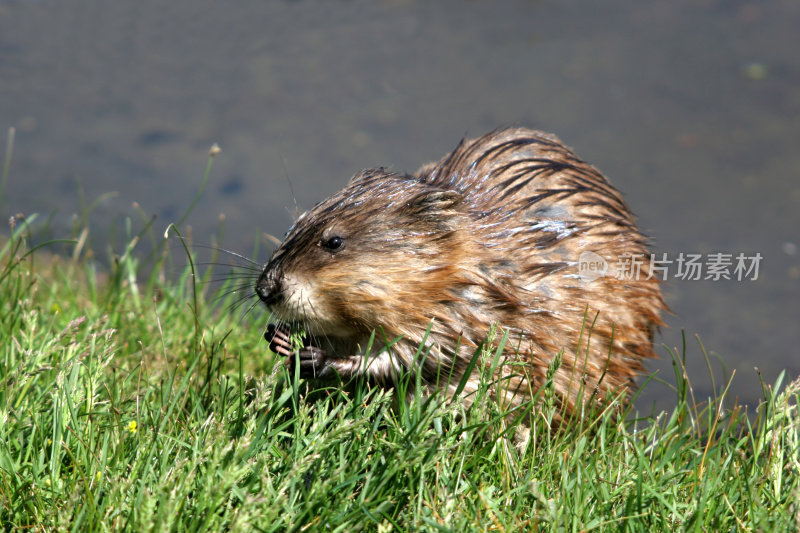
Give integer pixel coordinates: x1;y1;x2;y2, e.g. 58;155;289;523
284;346;329;379
265;323;293;355
266;324;326;378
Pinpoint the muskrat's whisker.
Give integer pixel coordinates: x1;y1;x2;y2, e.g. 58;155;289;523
200;276;260;289
304;304;334;354
194;263;263;275
218;284;257;306
192;244;264;267
213;291;246;307
298;295;318;338
225;298;253;317
195;260;262;270
207;283;261;301
207;276;261;287
215;285;257;304
239;298;261;320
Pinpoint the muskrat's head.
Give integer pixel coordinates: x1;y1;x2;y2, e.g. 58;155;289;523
255;168;467;337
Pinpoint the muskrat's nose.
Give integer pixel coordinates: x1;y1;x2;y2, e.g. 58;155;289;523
255;269;281;306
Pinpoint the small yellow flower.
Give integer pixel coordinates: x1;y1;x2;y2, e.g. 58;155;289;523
127;420;137;434
51;303;61;314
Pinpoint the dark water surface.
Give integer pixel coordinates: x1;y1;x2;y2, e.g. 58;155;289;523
2;0;798;412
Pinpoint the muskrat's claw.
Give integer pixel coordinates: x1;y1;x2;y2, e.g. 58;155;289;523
285;346;328;379
265;323;293;355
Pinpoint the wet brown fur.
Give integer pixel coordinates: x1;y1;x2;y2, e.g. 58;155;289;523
257;127;665;421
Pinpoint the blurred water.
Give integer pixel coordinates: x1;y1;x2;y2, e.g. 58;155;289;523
1;0;798;412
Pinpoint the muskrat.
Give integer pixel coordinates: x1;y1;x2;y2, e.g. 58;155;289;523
256;127;664;421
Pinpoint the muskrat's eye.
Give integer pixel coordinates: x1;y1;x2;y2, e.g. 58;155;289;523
322;236;344;252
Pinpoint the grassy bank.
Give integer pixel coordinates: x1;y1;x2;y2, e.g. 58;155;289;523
1;147;799;532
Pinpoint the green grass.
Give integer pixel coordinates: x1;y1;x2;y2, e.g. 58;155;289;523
1;136;799;531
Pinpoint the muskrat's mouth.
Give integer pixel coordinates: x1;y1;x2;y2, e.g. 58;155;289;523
273;321;309;346
271;320;301;334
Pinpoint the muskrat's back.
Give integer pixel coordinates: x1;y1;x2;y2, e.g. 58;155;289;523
257;127;664;420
